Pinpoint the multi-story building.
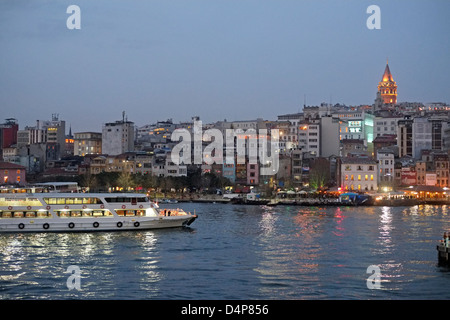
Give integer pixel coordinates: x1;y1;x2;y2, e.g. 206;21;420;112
320;116;340;157
415;161;427;185
247;162;259;185
291;148;303;186
434;153;449;187
102;114;135;156
397;117;413;158
151;153;187;178
74;132;102;156
336;110;374;155
298;119;320;156
0;119;18;160
339;157;378;192
374;116;401;138
341;139;367;157
0;161;26;185
412;117;432;159
430;117;449;151
223;162;236;184
36;114;66;147
377;148;395;190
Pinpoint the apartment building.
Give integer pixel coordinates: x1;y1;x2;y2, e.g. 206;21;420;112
74;132;102;156
339;157;378;192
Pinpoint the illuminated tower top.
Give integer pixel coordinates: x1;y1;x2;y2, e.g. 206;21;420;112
377;60;397;104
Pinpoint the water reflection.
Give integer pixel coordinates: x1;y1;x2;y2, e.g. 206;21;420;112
0;231;163;299
255;206;336;298
2;203;450;299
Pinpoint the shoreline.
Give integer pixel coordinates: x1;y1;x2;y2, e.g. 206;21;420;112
154;194;450;207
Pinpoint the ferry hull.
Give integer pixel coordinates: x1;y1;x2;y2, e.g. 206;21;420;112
0;215;197;233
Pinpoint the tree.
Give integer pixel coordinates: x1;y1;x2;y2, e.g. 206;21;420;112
309;158;330;190
117;171;135;191
79;172;97;191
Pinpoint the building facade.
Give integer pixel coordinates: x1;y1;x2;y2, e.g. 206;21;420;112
340;157;378;192
74;132;102;156
102;119;135;156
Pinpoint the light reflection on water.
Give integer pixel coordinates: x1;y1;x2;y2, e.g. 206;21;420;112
1;204;450;299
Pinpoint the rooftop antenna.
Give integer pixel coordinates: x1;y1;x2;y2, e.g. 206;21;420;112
122;111;125;123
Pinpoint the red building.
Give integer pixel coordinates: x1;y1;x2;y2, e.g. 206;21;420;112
0;119;18;148
0;119;18;161
0;162;26;186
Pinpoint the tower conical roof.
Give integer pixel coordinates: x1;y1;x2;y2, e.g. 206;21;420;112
381;62;394;82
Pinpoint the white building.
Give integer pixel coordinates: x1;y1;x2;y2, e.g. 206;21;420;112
298;119;320;156
377;148;395;190
152;153;187;177
102;118;135;156
320;116;340;157
374;116;401;138
340;157;378;192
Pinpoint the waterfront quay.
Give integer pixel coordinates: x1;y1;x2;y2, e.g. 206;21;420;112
155;192;450;207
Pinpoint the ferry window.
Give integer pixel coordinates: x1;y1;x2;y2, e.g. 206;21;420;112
93;211;104;217
0;212;12;218
74;198;83;204
104;210;113;217
13;212;24;218
37;211;49;218
116;210;124;216
25;212;36;218
82;211;92;217
83;198;102;204
57;211;70;217
56;198;65;205
66;198;74;204
71;211;82;217
44;198;57;205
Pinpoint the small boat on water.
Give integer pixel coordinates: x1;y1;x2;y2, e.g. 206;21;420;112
159;199;179;204
338;192;372;206
230;193;269;205
0;192;197;233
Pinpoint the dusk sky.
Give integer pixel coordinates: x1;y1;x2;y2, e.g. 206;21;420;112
1;0;449;133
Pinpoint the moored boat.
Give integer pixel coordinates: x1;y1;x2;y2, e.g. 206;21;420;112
0;192;197;233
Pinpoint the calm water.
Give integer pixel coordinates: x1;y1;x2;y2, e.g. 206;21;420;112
1;203;450;300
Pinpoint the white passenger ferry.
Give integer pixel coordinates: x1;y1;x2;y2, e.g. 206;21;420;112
0;192;197;232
